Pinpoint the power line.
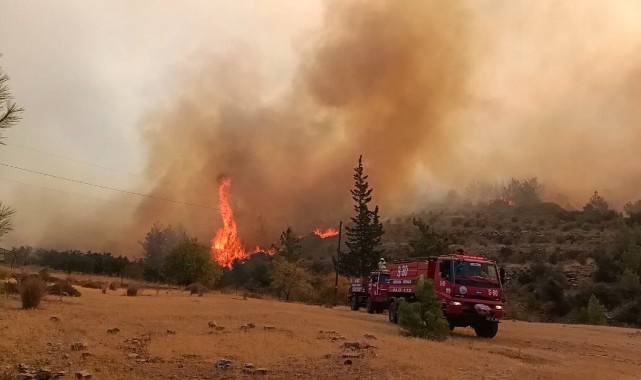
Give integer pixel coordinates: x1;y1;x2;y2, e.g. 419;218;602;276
0;162;218;210
4;142;150;180
0;176;137;207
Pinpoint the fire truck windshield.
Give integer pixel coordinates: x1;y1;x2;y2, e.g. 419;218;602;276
454;261;499;286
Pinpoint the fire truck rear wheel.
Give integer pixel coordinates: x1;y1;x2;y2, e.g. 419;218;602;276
473;321;499;338
365;297;375;314
350;296;359;311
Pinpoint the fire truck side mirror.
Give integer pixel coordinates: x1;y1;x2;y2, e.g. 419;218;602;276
499;267;506;285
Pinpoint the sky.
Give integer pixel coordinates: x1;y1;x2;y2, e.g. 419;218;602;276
0;1;322;251
2;1;641;255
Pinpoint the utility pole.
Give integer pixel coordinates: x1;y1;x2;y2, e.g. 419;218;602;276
333;221;343;306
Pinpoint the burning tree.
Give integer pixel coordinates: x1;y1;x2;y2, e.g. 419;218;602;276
338;155;384;277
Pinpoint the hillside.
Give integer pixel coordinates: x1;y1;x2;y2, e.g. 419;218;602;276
300;199;640;325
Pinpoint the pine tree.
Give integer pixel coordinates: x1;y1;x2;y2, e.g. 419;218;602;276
397;276;450;341
0;65;23;141
339;155;384;277
276;226;301;262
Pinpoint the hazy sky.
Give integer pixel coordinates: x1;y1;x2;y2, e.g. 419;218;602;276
0;1;321;249
2;1;641;253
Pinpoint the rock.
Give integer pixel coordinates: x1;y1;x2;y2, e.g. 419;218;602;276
215;359;232;370
166;329;176;335
342;342;371;350
107;327;120;334
81;352;92;360
254;368;268;375
344;359;353;366
342;351;363;358
71;342;88;351
127;353;139;359
131;339;141;346
74;370;92;380
247;323;256;329
49;316;60;323
242;368;255;374
263;326;276;330
214;326;225;331
208;321;217;328
363;334;377;340
244;363;255;369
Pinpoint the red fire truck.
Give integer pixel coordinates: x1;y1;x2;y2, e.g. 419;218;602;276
348;254;506;338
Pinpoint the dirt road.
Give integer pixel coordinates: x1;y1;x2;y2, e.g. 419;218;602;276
1;289;639;379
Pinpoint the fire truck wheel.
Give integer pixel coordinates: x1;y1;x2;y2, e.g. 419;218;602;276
388;299;398;324
473;321;499;338
365;297;375;314
350;296;359;311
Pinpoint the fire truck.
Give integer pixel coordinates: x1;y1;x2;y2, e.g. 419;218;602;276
348;254;506;338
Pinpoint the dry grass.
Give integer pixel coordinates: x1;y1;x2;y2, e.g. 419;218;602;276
18;277;46;309
1;287;640;379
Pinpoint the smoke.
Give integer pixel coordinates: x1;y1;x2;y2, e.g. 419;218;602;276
132;0;471;247
7;0;641;253
132;0;641;250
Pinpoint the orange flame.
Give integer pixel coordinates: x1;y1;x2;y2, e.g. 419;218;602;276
314;228;339;239
211;177;272;267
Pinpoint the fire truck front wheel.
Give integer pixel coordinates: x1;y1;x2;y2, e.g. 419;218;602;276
473;321;499;338
350;296;359;311
365;297;375;314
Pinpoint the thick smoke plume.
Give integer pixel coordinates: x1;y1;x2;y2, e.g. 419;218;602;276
8;0;641;254
133;0;471;248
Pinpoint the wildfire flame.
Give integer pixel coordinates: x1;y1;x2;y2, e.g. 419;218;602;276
314;228;339;239
499;196;515;206
211;177;271;267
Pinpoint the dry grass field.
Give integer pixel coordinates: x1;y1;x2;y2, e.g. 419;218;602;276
1;287;640;380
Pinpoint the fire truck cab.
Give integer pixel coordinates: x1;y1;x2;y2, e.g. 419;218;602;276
386;254;506;338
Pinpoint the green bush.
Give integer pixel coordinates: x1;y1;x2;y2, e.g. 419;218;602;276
397;277;449;341
187;283;208;296
19;277;47;309
47;281;81;297
126;285;139;297
587;294;607;325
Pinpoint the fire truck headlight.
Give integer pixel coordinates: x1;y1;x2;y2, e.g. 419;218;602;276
449;301;462;306
495;305;503;310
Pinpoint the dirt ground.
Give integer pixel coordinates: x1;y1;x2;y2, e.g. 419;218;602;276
1;288;640;380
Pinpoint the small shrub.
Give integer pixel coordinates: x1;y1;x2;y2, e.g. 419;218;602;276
587;294;607;325
4;278;19;295
126;285;139;296
109;282;118;291
101;283;108;294
397;277;449;341
187;283;208;296
19;277;47;309
48;281;81;297
80;281;103;289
